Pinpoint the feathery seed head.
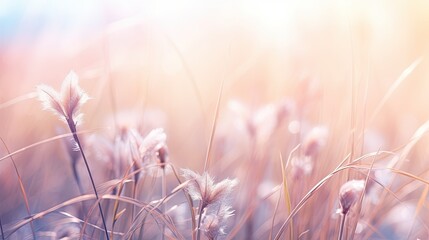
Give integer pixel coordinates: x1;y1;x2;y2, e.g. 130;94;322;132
60;71;89;121
182;169;238;209
202;204;234;240
276;99;294;124
38;84;65;118
291;156;313;180
338;179;365;215
37;71;89;125
88;128;143;180
302;126;328;157
139;128;167;162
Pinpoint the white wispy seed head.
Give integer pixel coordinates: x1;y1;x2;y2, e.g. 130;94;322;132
182;169;238;209
38;71;89;125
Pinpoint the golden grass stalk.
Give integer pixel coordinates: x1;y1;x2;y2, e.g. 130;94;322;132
410;185;429;238
274;155;362;240
279;151;293;240
203;78;224;172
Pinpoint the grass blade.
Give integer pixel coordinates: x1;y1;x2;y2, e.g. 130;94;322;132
0;138;36;239
279;152;293;240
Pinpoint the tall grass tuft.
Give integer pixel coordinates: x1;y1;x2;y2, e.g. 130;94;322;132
37;71;110;240
2;27;429;240
181;169;238;240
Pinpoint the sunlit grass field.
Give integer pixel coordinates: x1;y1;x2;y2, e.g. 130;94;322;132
2;1;429;239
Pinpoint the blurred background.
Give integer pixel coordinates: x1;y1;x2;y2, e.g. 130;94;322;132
2;0;429;238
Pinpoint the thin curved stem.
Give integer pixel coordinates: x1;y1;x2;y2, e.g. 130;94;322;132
0;138;36;239
161;168;166;240
196;202;204;240
68;120;110;240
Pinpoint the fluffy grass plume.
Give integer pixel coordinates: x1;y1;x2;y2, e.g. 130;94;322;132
37;71;89;126
3;2;429;240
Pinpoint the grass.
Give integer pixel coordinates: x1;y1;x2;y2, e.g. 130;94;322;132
2;4;429;239
1;63;429;239
1;59;429;240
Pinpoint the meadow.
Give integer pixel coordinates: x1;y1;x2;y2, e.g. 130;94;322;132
1;1;429;239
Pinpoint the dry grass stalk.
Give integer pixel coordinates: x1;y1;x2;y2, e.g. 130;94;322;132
182;169;238;240
337;179;365;240
38;72;110;240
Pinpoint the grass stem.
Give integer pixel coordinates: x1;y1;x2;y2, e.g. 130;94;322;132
196;202;204;240
0;138;36;240
68;121;110;240
338;214;346;240
161;167;166;240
